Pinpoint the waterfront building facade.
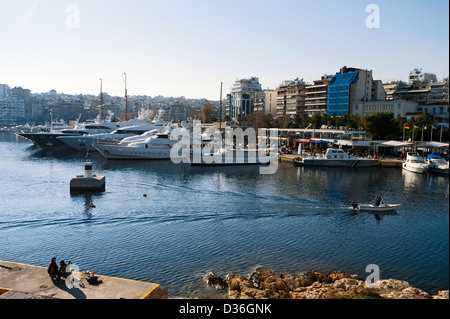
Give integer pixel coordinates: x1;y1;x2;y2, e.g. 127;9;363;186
304;75;333;117
264;89;277;117
424;101;449;126
327;66;386;116
275;78;308;119
352;99;418;119
229;77;262;120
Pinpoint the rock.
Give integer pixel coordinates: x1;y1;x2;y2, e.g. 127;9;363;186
377;279;412;291
220;268;444;300
439;290;449;298
203;272;228;290
226;274;253;291
432;290;449;299
261;275;289;292
332;277;362;290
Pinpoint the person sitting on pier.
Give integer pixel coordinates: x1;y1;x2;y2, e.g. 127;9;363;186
59;260;72;279
47;257;60;282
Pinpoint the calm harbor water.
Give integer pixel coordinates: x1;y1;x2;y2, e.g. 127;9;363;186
0;132;448;297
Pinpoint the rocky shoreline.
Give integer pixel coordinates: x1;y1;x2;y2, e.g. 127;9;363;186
203;268;449;300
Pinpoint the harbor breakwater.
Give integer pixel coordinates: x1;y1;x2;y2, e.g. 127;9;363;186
203;268;449;299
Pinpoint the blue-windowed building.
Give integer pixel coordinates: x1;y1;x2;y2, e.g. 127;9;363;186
326;71;359;116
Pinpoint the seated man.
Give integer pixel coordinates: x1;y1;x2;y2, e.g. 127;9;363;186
47;257;60;281
59;260;71;278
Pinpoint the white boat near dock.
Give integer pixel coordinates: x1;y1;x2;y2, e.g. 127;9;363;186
402;152;429;174
426;153;449;175
296;148;379;167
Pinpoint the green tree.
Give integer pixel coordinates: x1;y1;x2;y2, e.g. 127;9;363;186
201;103;215;123
363;112;399;140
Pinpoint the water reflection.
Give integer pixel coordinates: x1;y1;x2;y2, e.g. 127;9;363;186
70;191;105;219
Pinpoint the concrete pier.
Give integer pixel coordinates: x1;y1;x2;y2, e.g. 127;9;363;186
70;175;106;192
70;157;105;192
0;260;168;299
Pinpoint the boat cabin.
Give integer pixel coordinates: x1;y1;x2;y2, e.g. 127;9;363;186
324;148;349;160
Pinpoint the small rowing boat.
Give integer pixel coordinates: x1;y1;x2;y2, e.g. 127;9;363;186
350;202;400;212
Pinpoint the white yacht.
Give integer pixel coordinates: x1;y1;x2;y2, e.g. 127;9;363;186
296;148;379;167
402;152;429;173
94;130;183;160
426;153;449;174
58;120;169;151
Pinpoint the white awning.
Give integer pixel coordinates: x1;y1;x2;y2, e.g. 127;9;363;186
422;141;449;148
353;140;381;147
334;140;353;146
379;140;413;147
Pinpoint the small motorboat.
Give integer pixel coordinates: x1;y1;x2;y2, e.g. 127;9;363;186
350;201;400;212
402;152;428;174
426;153;449;174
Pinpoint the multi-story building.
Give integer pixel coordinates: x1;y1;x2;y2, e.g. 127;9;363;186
327;66;386;116
428;80;449;104
253;89;278;117
0;84;9;97
382;75;448;124
408;68;437;84
264;89;277;117
254;90;265;113
424;102;449;126
275;78;308;119
351;99;418;119
229;77;262;119
0;96;25;124
304;75;333;117
394;82;430;109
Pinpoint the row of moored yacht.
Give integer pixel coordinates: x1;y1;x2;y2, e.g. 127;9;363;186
402;152;449;175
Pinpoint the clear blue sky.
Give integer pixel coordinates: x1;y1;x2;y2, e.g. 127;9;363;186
0;0;448;100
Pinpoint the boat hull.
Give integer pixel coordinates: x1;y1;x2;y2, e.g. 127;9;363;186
17;132;74;149
95;144;179;160
302;158;378;167
352;204;400;212
402;164;428;174
58;136;96;151
428;167;449;175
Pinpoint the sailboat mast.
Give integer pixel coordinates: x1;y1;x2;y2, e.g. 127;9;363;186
124;73;128;121
100;78;103;122
219;82;223;135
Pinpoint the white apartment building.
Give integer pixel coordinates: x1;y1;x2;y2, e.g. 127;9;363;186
409;68;437;84
229;77;262;119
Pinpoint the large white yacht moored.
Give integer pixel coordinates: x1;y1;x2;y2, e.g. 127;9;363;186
94;130;184;160
402;152;429;174
57;121;169;151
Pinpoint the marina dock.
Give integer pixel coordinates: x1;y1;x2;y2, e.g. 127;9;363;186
279;154;405;167
0;260;168;299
